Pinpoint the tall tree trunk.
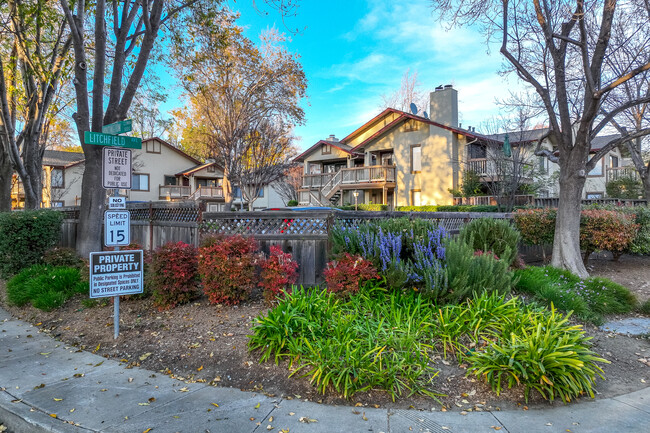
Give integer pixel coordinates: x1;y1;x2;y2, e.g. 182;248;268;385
23;135;43;209
551;170;588;278
642;173;650;200
0;151;12;212
76;146;104;256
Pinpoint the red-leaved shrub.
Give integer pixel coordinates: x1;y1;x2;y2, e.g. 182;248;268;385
580;209;639;262
512;208;556;246
148;242;200;311
259;245;299;303
323;253;380;295
199;235;259;305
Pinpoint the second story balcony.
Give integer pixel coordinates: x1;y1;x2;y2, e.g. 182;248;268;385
301;165;396;189
159;185;224;200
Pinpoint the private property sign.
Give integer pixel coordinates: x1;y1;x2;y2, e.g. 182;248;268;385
89;250;143;298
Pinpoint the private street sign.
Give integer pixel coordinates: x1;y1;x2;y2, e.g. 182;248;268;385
102;147;132;189
104;210;130;246
89;250;143;298
84;131;142;149
102;119;133;135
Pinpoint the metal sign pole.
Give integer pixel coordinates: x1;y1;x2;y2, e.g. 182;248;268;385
113;187;120;339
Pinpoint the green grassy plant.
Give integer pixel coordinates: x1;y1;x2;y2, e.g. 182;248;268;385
514;266;637;324
468;307;608;403
6;265;86;311
249;288;608;403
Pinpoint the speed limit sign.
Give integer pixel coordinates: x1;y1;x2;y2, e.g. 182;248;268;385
104;210;130;246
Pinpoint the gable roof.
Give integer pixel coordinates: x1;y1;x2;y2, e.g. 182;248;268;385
142;137;202;165
175;161;222;177
342;108;483;152
43;150;85;168
294;140;358;162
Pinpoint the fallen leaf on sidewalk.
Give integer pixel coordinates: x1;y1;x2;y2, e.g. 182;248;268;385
53;398;63;402
139;352;152;361
211;403;219;407
254;402;261;409
299;417;318;423
143;429;152;433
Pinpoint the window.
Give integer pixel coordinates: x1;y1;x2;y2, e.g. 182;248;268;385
164;176;177;186
233;186;242;198
309;163;321;174
50;201;64;207
586;192;603;199
411;189;421;206
468;143;486;159
588;159;603;176
411;145;422;173
538;156;547;174
257;187;264;198
322;144;331;154
207;165;216;173
51;168;64;188
131;173;150;191
610;155;619;168
146;140;161;153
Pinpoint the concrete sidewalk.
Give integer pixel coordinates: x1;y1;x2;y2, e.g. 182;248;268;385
1;307;649;433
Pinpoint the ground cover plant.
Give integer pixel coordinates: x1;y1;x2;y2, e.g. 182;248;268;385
249;288;608;403
6;265;87;311
514;265;637;324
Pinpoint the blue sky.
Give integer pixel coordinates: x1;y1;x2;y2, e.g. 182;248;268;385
165;0;518;151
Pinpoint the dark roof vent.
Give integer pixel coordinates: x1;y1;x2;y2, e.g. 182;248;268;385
444;84;453;89
435;85;444;91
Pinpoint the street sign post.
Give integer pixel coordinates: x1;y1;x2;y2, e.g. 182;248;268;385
89;250;143;299
102;147;132;189
108;196;126;209
85;131;142;149
104;210;130;246
102;119;133;135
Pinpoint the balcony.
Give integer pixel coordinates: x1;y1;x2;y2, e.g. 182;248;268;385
606;166;639;183
301;165;396;188
159;185;224;200
159;185;190;199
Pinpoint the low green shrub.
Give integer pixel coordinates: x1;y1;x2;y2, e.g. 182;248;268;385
606;176;644;199
468;306;607;403
148;242;200;311
437;205;500;212
7;265;86;311
287;199;299;207
395;205;440;212
458;217;521;265
443;237;515;303
627;206;650;255
0;209;63;278
514;266;637;324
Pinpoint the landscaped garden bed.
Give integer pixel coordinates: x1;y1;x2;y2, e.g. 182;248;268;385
1;209;650;411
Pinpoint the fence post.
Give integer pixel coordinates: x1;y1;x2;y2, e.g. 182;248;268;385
148;202;153;252
326;210;334;256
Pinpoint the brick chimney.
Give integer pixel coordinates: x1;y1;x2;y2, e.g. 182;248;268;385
429;85;458;128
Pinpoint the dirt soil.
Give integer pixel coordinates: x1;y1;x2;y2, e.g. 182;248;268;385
2;255;650;413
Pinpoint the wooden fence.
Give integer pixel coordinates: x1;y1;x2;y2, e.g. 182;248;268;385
57;203;513;285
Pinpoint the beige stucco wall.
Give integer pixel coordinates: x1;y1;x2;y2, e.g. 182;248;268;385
302;144;350;167
344;111;401;147
126;139;199;202
359;120;459;206
44;164;84;207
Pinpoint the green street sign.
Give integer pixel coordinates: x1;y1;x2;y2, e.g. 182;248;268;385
84;131;142;149
102;119;133;135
